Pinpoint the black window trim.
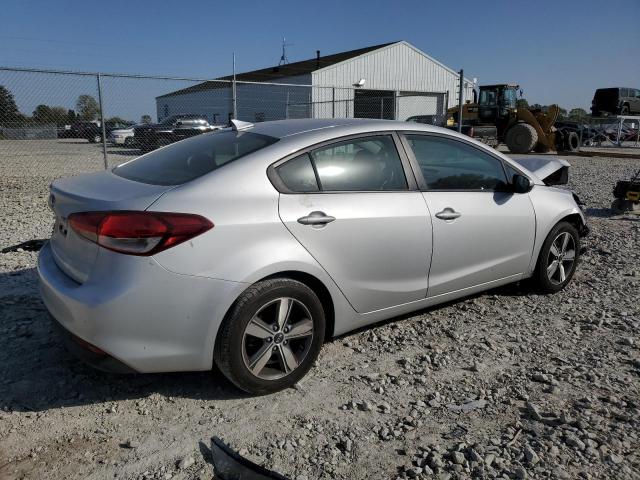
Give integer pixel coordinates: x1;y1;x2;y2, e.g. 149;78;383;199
397;130;531;193
267;131;419;194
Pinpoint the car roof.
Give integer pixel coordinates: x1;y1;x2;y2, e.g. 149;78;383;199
246;118;442;139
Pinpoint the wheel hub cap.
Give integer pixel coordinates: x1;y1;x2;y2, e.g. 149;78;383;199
241;297;314;380
546;232;576;285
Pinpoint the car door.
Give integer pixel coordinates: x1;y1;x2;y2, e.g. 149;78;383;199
276;133;432;313
401;133;535;298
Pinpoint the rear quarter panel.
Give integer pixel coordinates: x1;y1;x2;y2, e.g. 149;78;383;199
146;154;358;336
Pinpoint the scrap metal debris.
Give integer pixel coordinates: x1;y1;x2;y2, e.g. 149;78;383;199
210;436;290;480
1;239;47;253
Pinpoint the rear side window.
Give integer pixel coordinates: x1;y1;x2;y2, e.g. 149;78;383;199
406;135;507;190
276;154;319;192
310;135;407;191
114;131;278;186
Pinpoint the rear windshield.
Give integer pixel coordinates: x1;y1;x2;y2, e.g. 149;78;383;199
113;131;278;185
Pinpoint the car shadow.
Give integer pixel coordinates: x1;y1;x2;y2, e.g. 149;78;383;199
0;263;538;414
585;207;613;218
0;267;249;414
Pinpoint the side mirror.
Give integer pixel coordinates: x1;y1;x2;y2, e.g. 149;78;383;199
512;174;533;193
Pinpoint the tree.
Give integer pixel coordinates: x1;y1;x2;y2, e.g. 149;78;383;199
32;105;69;126
75;94;100;121
568;108;588;120
0;85;23;126
105;116;131;126
140;115;152;124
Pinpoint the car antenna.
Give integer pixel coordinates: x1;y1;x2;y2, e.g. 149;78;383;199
230;119;254;131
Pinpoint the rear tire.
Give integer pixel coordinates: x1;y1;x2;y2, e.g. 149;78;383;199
534;221;580;293
505;123;538;154
564;131;580;152
214;278;325;395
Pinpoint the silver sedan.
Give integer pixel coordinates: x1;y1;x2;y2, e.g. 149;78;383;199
38;119;587;394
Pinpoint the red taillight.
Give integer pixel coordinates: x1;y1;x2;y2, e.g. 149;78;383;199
68;211;213;256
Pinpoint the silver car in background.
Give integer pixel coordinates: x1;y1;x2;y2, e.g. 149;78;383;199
38;119;587;394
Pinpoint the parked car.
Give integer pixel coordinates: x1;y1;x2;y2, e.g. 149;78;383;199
133;114;222;152
39;118;588;394
109;125;137;146
60;121;134;143
591;87;640;117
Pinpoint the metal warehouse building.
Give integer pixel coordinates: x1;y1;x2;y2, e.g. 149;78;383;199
156;41;474;124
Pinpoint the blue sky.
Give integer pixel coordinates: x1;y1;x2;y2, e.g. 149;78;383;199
1;0;638;121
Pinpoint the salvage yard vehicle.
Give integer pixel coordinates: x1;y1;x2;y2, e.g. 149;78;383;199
60;120;134;143
109;124;137;146
38;118;588;394
133;114;222;152
447;84;580;154
591;87;640;117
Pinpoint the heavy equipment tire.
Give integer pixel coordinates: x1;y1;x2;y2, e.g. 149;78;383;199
214;278;325;395
505;123;538;154
565;131;580;152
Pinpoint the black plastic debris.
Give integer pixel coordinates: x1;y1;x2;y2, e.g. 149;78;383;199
210;436;290;480
1;239;47;253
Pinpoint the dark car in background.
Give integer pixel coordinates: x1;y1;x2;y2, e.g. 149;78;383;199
134;114;222;152
591;87;640;117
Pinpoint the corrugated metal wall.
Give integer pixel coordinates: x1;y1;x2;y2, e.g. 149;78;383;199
156;75;313;124
312;42;473;112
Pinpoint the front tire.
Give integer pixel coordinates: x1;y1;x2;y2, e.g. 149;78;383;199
214;278;325;395
534;222;580;293
505;123;538;154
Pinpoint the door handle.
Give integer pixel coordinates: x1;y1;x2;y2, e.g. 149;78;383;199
435;208;461;220
297;211;336;226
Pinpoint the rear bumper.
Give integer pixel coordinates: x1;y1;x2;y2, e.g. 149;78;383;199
38;241;246;373
51;315;137;373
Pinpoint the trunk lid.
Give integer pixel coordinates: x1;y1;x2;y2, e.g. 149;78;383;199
510;157;570;186
49;170;171;283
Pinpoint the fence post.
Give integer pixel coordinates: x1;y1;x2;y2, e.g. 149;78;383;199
285;91;290;119
332;88;335;118
232;53;237;120
616;117;623;146
394;91;399;120
457;69;464;133
96;73;108;170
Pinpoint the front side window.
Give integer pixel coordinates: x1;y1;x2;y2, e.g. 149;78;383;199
480;89;497;106
114;131;278;186
406;135;507;191
309;135;407;191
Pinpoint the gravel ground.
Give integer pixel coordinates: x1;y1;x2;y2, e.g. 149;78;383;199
0;141;639;480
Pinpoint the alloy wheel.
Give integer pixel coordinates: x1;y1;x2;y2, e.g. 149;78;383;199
546;232;576;285
241;297;314;380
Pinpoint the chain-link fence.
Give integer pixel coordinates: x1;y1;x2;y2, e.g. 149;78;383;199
0;66;447;178
555;114;640;153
